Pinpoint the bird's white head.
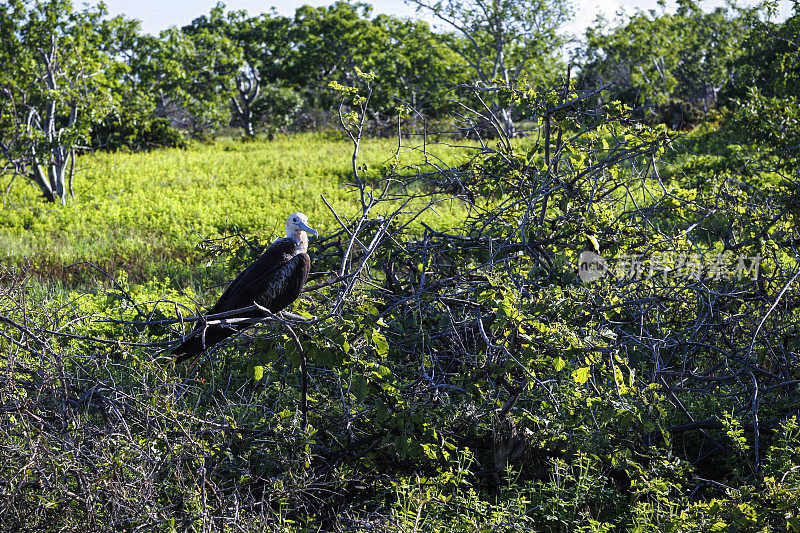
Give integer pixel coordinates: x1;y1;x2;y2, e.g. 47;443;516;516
286;212;318;251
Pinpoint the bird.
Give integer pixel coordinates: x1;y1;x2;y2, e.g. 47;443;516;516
173;212;318;363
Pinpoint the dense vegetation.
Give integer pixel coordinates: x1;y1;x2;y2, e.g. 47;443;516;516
1;0;799;531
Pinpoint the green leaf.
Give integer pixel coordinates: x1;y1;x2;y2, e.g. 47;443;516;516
286;342;301;366
500;297;515;318
422;443;437;459
253;365;264;381
572;366;591;384
372;329;389;358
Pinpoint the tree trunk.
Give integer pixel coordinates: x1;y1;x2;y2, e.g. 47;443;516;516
30;162;56;203
29;159;68;204
232;71;260;139
231;96;255;138
28;140;67;203
29;36;70;203
496;106;515;138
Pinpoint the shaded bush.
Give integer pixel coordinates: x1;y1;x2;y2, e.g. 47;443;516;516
92;114;187;152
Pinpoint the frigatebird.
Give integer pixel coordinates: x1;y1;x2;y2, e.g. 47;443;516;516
174;212;317;363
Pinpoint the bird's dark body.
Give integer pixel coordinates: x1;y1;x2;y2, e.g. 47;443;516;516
174;237;310;363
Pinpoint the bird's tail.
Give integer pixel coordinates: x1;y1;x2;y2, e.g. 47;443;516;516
173;335;205;364
173;327;236;363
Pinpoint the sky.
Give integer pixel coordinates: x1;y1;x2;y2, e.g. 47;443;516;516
102;0;795;37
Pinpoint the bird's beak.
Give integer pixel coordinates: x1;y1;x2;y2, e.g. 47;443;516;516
299;221;318;236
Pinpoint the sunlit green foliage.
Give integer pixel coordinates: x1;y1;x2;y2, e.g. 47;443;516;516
0;0;122;201
721;8;800;167
4;72;800;529
581;0;754;126
0;133;465;284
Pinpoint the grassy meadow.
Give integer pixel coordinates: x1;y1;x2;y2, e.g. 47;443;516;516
0;132;466;287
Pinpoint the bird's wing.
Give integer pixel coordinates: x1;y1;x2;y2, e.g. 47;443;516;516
207;237;296;316
259;252;311;313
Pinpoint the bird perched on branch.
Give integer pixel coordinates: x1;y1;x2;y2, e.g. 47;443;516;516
174;212;317;363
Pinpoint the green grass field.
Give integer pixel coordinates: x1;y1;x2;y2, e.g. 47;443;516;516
0;133;467;286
